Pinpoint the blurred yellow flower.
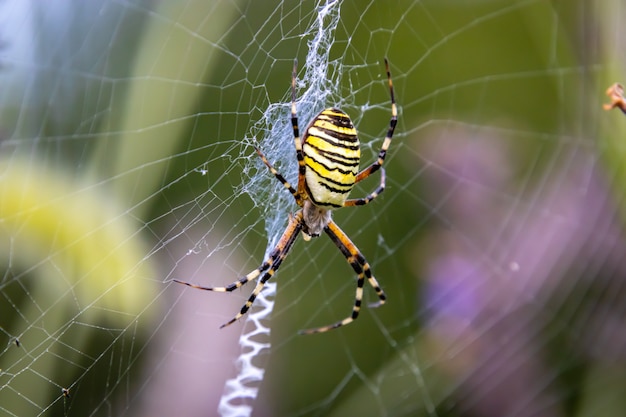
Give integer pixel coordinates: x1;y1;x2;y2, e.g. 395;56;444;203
0;156;157;323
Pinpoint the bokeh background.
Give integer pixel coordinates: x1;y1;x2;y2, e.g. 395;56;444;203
1;1;625;416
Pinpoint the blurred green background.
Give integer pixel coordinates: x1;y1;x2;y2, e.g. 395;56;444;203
1;0;625;416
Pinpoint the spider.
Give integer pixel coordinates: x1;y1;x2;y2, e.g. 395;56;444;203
175;58;397;334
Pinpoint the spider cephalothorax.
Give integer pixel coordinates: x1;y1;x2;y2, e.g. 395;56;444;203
301;200;331;240
175;59;397;334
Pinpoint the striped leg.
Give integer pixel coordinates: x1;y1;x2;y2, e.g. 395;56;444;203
299;219;386;335
174;267;264;293
343;168;385;207
354;58;397;183
174;210;303;328
255;147;301;204
291;59;307;195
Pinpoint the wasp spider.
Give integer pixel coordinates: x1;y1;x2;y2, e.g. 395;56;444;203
175;59;397;334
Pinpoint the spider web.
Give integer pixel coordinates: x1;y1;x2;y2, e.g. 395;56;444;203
0;0;623;416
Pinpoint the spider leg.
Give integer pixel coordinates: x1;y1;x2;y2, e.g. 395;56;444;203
354;58;397;184
343;167;386;207
221;210;303;328
299;219;386;335
255;147;300;202
174;268;264;292
175;210;303;328
291;59;307;196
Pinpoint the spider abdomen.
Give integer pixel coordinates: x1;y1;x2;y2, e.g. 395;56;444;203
302;108;360;208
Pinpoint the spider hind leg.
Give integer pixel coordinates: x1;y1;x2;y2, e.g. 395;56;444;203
174;211;304;328
298;219;386;335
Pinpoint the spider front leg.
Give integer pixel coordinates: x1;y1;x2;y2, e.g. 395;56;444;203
299;220;386;335
291;59;307;196
174;210;303;328
353;58;397;184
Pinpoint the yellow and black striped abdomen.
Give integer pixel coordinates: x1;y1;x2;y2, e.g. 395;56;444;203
302;108;360;208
